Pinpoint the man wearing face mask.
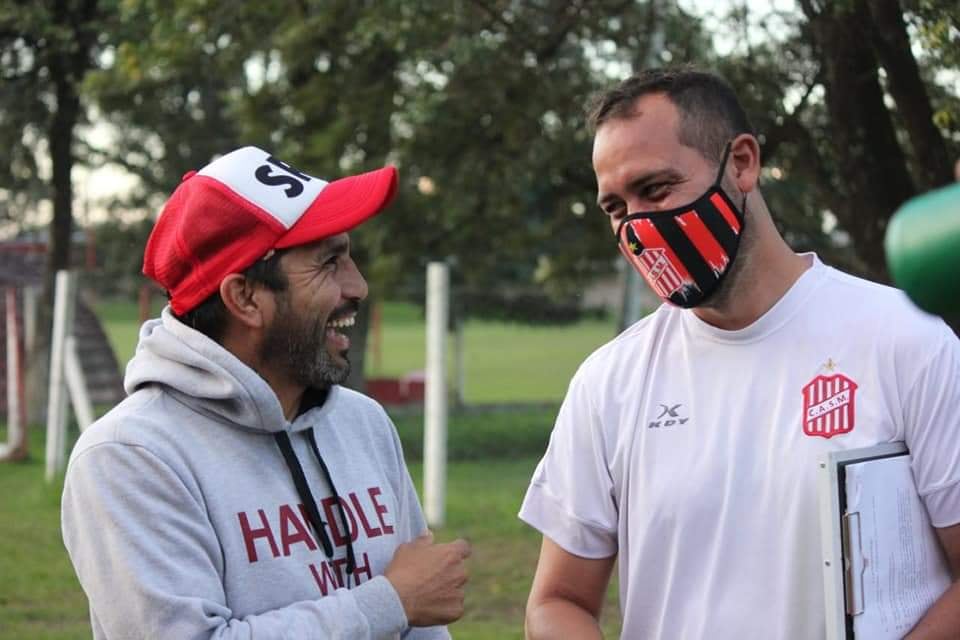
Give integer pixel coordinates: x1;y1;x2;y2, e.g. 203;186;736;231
520;68;960;639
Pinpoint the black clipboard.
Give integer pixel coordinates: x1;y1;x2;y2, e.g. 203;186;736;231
818;442;951;639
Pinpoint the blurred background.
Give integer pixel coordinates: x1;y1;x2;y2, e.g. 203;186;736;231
0;0;958;638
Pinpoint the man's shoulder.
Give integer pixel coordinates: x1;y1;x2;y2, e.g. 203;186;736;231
572;306;677;383
820;264;946;332
315;387;410;471
815;263;955;364
330;386;391;420
316;386;399;442
68;387;171;463
589;305;674;356
820;264;905;302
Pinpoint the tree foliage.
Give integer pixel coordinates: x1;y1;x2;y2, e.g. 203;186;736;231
1;0;957;345
0;0;106;289
795;0;958;279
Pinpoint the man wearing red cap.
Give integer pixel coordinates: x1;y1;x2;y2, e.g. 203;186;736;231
61;147;469;639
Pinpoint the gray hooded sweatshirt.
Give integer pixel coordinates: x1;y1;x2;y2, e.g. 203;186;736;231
62;308;448;639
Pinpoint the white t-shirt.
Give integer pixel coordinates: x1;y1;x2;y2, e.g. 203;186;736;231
519;255;960;639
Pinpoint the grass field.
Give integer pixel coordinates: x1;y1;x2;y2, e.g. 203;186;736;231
0;430;621;640
0;446;88;640
96;299;617;404
1;300;623;638
369;302;615;403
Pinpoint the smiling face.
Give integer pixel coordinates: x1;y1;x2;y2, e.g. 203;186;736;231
259;233;367;389
593;93;728;234
593;93;763;312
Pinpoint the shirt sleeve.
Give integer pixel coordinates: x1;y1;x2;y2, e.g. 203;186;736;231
518;365;618;558
61;441;408;640
903;321;960;528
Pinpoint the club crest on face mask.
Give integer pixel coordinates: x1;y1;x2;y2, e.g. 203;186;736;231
616;143;747;308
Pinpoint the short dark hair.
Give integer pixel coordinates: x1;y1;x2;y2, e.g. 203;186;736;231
173;250;288;342
587;67;756;163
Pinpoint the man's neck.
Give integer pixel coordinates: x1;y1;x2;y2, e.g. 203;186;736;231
692;240;811;331
220;329;306;422
240;360;306;422
273;380;307;422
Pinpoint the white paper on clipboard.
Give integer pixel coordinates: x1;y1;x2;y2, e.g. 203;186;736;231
819;442;952;639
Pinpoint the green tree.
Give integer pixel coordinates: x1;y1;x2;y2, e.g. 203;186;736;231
0;0;111;421
85;0;713;387
0;0;106;291
78;0;959;391
692;0;958;284
795;0;958;279
83;0;259;208
348;0;715;327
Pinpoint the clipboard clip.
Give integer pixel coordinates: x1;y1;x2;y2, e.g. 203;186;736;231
842;511;865;616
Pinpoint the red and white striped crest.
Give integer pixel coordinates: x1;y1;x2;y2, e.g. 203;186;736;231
801;374;858;438
637;248;684;299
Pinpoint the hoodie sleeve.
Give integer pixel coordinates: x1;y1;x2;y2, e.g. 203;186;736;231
382;411;452;640
62;440;408;640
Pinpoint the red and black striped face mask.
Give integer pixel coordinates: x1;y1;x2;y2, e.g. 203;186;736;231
616;143;746;308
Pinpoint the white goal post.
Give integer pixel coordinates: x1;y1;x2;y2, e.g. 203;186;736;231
44;270;94;482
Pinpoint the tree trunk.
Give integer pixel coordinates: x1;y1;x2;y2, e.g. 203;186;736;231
47;73;79;292
864;0;953;191
27;76;78;424
27;0;99;424
800;0;917;282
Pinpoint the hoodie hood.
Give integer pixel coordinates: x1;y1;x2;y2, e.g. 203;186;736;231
124;305;309;434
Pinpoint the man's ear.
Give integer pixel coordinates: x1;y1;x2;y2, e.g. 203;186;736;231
219;274;269;330
730;133;762;194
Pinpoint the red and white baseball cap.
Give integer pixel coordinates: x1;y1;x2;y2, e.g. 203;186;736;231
143;146;398;315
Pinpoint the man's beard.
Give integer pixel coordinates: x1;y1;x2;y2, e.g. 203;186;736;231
698;185;754;311
260;292;350;389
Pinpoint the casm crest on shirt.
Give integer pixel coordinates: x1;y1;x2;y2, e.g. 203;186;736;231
801;372;858;439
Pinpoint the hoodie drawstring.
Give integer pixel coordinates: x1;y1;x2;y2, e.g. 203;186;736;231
274;430;357;580
305;429;357;575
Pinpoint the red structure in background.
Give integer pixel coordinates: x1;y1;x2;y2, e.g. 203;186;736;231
366;371;425;406
364;301;425;406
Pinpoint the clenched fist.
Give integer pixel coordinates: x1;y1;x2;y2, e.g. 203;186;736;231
384;531;471;626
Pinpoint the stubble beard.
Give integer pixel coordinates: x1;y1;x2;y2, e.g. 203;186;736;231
698;184;756;312
260;292;350;389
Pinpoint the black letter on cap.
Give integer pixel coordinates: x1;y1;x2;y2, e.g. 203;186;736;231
255;164;305;198
253;156;312;197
